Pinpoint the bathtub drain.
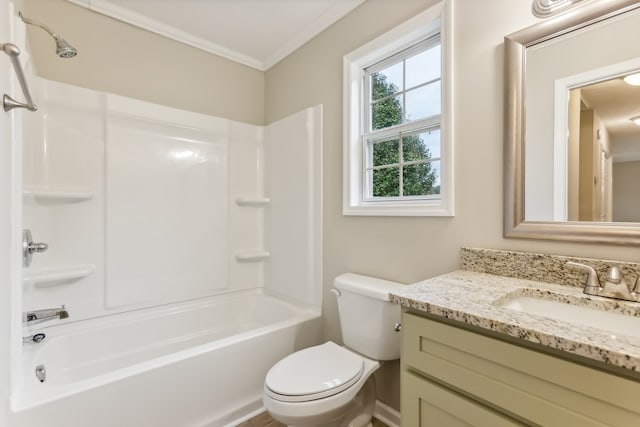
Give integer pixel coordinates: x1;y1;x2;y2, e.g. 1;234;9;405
35;364;46;383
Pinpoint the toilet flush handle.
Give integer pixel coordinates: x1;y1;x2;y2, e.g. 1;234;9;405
330;289;341;297
394;322;402;332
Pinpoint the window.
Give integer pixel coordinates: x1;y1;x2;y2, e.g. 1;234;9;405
365;38;441;200
343;1;453;216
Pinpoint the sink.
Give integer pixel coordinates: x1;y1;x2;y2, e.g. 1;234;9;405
498;294;640;339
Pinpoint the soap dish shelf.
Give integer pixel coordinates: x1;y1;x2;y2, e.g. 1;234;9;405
24;264;95;286
235;251;270;262
234;196;270;207
23;188;95;203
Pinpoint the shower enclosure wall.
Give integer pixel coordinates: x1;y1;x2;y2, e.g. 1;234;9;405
13;76;323;426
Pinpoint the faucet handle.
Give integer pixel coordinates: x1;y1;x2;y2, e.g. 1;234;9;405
566;261;601;292
606;266;622;284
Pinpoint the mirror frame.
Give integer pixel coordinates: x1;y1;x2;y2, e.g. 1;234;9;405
505;0;640;245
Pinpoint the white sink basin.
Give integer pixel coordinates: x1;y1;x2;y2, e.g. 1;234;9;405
499;295;640;339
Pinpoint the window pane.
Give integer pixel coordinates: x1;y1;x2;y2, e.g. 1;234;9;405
372;138;399;167
405;81;441;122
406;44;441;89
371;95;403;130
403;161;440;196
372;167;399;197
403;128;440;162
370;62;403;101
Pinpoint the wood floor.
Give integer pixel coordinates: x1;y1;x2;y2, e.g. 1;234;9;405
236;411;390;427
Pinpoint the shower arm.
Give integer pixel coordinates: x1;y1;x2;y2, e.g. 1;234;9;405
19;12;61;41
19;11;77;59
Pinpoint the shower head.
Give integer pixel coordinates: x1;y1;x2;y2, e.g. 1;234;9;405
54;36;77;58
19;11;77;58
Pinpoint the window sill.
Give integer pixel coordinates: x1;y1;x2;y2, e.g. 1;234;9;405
343;201;454;217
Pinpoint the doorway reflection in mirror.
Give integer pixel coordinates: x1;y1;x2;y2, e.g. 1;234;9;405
566;73;640;222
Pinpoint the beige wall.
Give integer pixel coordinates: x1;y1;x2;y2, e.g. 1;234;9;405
613;161;640;222
24;0;264;125
266;0;640;409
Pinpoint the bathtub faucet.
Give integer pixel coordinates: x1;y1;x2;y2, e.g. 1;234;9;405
23;305;69;325
23;332;46;344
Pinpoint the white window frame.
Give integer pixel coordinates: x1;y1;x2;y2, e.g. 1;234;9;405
342;0;454;216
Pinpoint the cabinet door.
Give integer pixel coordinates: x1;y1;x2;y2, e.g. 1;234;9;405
401;370;523;427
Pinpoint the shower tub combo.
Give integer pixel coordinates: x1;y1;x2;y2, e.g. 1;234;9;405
14;75;322;426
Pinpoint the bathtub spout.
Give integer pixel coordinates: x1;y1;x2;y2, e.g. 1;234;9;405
23;305;68;325
35;365;46;383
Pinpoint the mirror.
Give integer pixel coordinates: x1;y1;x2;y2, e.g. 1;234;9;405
505;0;640;244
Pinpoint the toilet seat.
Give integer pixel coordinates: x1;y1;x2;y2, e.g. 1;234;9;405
265;342;364;403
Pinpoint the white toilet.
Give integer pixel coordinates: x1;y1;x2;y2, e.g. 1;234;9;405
263;273;404;427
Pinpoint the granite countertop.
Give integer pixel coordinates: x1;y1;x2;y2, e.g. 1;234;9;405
390;270;640;372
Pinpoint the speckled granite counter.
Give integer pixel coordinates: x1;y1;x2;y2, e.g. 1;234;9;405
390;269;640;372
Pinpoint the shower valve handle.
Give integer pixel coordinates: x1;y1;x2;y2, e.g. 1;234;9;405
29;242;48;252
22;229;48;267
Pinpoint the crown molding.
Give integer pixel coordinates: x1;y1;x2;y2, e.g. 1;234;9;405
66;0;263;70
67;0;365;71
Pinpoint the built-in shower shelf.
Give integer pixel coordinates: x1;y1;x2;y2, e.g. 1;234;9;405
24;264;96;286
235;251;271;262
23;188;95;203
234;196;270;207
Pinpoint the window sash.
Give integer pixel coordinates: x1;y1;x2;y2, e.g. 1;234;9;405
363;34;441;134
362;35;443;201
363;123;442;200
364;115;441;145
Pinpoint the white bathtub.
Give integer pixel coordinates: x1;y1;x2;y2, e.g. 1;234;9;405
11;290;322;427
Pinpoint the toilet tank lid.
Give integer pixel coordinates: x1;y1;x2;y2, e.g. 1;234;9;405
334;273;405;301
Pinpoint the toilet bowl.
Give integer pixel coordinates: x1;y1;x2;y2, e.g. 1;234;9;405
263;273;404;427
263;341;379;426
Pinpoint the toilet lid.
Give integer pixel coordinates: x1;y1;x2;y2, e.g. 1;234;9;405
265;341;364;402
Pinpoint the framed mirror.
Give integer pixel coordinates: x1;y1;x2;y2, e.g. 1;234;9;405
505;0;640;245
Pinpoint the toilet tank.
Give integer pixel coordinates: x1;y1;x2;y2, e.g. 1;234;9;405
334;273;404;360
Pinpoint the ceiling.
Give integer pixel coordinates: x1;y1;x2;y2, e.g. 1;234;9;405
580;77;640;139
66;0;365;71
579;76;640;162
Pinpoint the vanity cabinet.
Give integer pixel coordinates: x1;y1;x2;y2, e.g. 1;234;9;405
401;311;640;426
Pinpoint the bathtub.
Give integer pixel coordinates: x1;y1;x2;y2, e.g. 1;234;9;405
11;290;322;427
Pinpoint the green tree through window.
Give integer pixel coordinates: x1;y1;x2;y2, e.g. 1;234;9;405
370;73;438;197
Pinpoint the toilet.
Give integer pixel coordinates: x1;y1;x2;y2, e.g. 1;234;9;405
263;273;404;427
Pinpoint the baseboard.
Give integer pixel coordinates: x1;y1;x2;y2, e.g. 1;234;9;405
219;405;264;427
374;400;401;427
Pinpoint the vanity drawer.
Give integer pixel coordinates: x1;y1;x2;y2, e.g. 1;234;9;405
402;311;640;426
401;369;523;426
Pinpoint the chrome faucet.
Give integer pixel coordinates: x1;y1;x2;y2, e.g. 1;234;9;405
23;305;69;325
566;262;640;302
